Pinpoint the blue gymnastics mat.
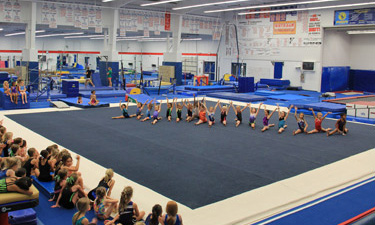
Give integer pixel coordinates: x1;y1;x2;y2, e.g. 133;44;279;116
206;92;267;102
255;90;285;96
268;94;314;101
127;94;159;104
292;102;346;113
31;175;54;198
260;79;290;86
59;98;110;108
185;85;235;92
79;85;113;92
79;90;126;98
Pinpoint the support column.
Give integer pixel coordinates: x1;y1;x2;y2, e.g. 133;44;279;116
163;14;183;85
22;1;38;92
100;9;119;88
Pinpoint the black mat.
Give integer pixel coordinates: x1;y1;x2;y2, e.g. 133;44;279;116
6;102;375;209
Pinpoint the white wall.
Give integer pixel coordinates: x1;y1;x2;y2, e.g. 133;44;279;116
322;29;351;67
350;34;375;70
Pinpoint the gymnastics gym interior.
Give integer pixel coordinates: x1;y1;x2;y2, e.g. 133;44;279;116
1;0;375;225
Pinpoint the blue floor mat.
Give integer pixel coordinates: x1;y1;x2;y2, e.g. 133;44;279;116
267;94;314;101
255;90;285;96
79;90;127;98
6;103;375;209
59;98;110;108
206;92;267;102
259;179;375;225
185;85;234;91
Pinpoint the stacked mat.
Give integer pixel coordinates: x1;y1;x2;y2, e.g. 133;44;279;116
184;85;235;94
206;92;267;102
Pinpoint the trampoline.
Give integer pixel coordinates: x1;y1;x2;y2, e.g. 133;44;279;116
5;101;375;209
324;95;375;104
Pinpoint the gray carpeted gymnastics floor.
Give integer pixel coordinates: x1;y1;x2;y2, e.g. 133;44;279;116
6;101;375;209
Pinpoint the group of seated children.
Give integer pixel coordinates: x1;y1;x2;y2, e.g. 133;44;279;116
76;90;100;106
112;96;348;136
3;79;28;104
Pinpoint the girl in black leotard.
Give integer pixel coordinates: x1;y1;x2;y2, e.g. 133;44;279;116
231;101;249;127
327;113;348;136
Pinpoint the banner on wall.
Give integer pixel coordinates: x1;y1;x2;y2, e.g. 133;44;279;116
273;21;296;34
165;11;171;31
66;5;73;23
74;5;81;28
41;3;49;24
4;0;12;22
49;3;57;28
12;0;21;22
308;14;321;35
95;8;102;33
334;8;375;25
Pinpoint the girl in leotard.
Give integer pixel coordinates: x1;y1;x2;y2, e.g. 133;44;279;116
261;105;277;132
0;176;33;195
3;81;11;98
183;99;193;122
277;104;293;134
60;154;84;189
49;169;68;202
94;187;118;220
174;98;184;123
88;168;116;200
52;173;87;209
165;98;174;122
145;204;163;225
107;186;145;225
17;79;27;104
162;201;183;225
218;102;230;126
152;101;163;125
35;150;53;182
72;197;97;225
308;108;332;134
88;90;99;106
77;96;83;104
327;113;348;136
141;100;154;122
134;99;148;120
2;132;13;157
293;107;308;135
112;100;136;119
195;99;208;126
22;148;39;177
10;81;18;104
248;103;263;130
207;100;220;127
231;101;249;127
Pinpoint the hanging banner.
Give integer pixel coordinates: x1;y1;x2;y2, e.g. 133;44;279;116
144;28;150;37
59;4;66;18
4;0;12;22
273;21;296;35
88;7;95;27
308;14;321;36
41;3;49;24
165;11;171;31
66;5;73;23
81;6;88;29
0;1;4;13
95;7;102;33
74;5;81;28
49;3;57;28
12;0;21;22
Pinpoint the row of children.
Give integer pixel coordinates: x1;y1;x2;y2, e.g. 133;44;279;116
3;79;28;104
112;97;348;136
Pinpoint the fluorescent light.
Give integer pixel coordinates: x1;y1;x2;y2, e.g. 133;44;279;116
205;0;343;13
117;39;138;41
173;0;249;11
118;36;146;39
142;0;182;7
138;37;202;42
238;2;375;15
0;28;3;31
102;0;114;2
5;30;45;37
64;35;104;39
181;38;202;41
37;32;84;38
347;30;375;34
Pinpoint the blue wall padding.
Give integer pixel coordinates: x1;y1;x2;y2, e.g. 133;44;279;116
349;70;375;92
8;208;37;225
99;61;119;88
31;175;54;197
274;62;283;79
144;86;171;95
238;77;254;93
321;66;350;92
62;80;79;97
91;72;103;87
162;62;183;86
260;79;290;86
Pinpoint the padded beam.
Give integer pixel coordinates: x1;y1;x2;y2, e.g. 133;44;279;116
0;185;39;213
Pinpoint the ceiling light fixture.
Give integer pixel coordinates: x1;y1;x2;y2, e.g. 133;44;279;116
347;30;375;34
173;0;249;11
64;35;104;39
5;30;45;37
141;0;182;7
37;32;84;38
238;2;375;15
204;0;343;13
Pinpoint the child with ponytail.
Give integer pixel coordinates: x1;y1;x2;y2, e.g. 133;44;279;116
93;187;118;220
145;204;163;225
49;168;68;202
106;186;145;225
88;168;115;201
52;172;87;209
72;197;98;225
162;201;183;225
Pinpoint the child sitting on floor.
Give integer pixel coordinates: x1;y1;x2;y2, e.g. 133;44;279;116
293;107;308;135
77;96;83;104
88;168;116;200
195;99;207;126
231;102;249;127
327;113;348;136
183;99;193;122
49;168;68;202
135;100;148;120
145;204;163;225
261;105;277;132
112;100;136;119
207;100;220;127
89;90;99;106
141;99;154;122
22;148;39;177
94;187;118;220
72;197;98;225
248;103;263;130
52;173;87;209
165;98;174;122
174;98;184;123
151;101;163;125
277;104;293;134
162;201;183;225
308;108;332;134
